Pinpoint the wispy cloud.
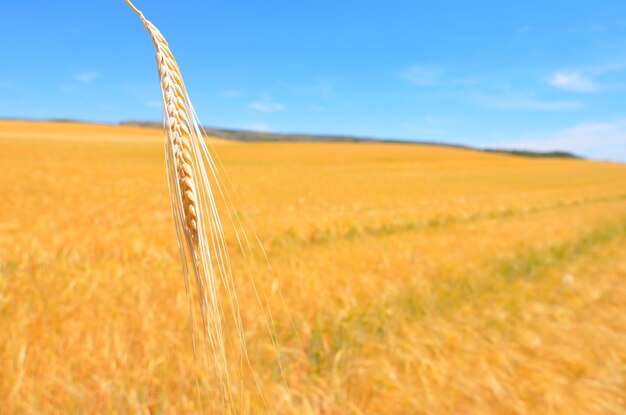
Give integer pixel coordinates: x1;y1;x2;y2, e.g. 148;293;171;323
249;95;285;113
400;64;482;88
75;71;99;83
146;100;161;108
218;89;243;98
547;61;626;93
494;119;626;161
59;84;76;93
470;92;582;111
401;65;439;87
403;115;447;137
548;71;599;92
403;122;447;136
281;80;333;98
245;123;271;132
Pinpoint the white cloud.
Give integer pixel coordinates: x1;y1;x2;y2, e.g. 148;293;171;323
403;114;447;137
400;65;483;88
403;123;446;136
59;84;76;93
246;123;271;132
219;89;243;98
401;65;439;87
317;82;333;98
249;95;285;113
281;80;333;98
76;71;99;83
471;92;582;111
146;100;161;108
548;71;599;93
547;61;626;93
494;119;626;161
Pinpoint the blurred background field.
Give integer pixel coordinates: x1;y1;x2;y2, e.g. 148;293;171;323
1;119;626;414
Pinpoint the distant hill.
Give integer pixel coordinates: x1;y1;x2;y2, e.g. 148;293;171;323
0;117;581;159
484;149;581;159
120;120;581;159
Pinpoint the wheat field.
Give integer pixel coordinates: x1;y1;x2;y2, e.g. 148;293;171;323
1;119;626;414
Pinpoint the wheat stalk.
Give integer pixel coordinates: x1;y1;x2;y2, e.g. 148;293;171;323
124;1;254;411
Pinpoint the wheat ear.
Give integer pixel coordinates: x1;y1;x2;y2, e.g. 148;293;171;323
126;1;198;236
125;0;252;410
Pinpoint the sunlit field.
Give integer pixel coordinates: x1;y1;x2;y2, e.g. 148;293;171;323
1;119;626;414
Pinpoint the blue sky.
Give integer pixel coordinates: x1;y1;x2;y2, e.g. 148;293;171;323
1;1;626;160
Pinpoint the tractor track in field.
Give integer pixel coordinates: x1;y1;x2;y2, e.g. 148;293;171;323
271;192;626;249
300;213;626;371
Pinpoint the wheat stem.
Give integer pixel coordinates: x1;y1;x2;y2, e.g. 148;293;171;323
125;0;244;410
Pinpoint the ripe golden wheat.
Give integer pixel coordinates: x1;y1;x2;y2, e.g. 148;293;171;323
124;1;268;411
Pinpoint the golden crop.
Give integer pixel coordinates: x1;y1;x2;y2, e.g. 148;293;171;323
1;120;625;414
